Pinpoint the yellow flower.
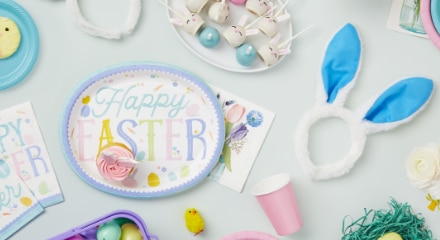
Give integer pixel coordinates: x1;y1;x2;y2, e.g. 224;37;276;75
406;143;440;190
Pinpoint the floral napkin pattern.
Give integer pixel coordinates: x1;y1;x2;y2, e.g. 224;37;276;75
208;85;275;192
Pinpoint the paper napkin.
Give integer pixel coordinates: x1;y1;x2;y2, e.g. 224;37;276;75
0;102;63;207
0;157;44;240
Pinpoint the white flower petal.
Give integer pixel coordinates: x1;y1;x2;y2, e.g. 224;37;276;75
406;143;440;190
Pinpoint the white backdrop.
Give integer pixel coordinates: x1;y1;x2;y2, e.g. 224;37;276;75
5;0;440;239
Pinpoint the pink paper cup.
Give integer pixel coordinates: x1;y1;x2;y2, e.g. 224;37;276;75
251;173;303;236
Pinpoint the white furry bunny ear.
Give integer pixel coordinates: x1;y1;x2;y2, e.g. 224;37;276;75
66;0;141;39
295;23;434;181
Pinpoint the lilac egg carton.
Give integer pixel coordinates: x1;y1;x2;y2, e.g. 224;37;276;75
48;209;159;240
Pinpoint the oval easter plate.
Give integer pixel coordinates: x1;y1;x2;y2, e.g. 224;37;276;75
0;0;39;90
60;62;225;198
164;0;293;73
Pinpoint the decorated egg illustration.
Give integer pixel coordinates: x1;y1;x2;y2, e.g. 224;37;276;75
0;16;21;59
135;151;145;161
38;181;49;195
0;159;11;178
168;172;178;181
147;172;160;187
20;196;33;206
81;96;91;117
180;165;190;177
186;103;201;116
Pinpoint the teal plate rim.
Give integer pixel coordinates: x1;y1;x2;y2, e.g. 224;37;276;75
0;0;39;90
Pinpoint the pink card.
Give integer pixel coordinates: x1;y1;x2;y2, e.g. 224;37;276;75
208;85;275;192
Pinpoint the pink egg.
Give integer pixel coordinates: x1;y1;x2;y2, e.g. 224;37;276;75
186;104;200;117
120;223;143;240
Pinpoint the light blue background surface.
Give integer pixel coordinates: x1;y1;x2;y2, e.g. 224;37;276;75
4;0;440;239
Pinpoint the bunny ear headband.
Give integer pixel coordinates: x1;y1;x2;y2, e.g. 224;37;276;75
294;23;434;181
66;0;141;39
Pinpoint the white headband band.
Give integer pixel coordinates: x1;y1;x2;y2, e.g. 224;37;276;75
66;0;141;39
294;23;434;180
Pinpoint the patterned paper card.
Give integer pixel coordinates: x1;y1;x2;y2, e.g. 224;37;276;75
0;102;63;207
0;158;44;240
208;85;275;192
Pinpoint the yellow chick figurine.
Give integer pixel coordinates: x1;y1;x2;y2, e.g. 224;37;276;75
0;16;21;59
184;208;204;236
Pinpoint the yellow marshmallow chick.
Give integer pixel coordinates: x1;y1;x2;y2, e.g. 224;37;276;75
184;208;205;236
378;232;403;240
0;16;21;59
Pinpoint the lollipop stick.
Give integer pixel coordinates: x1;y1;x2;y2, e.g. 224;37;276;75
245;6;278;28
275;0;291;17
156;0;184;19
279;24;314;47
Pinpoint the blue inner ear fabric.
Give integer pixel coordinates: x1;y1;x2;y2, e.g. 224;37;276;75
321;23;361;104
364;77;434;123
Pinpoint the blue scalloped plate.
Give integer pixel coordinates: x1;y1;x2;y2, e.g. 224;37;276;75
0;0;39;90
60;62;225;198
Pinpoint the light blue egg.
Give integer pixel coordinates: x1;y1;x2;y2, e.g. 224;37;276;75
236;43;257;66
0;159;10;178
96;220;121;240
198;27;221;48
168;172;177;181
135;151;145;161
81;105;90;117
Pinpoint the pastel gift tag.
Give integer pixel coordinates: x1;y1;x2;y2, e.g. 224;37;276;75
208;85;275;192
0;102;63;207
0;157;44;239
